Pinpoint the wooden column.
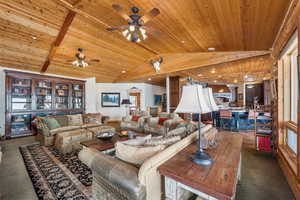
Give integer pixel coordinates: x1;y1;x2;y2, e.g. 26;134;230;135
170;76;180;112
166;76;170;113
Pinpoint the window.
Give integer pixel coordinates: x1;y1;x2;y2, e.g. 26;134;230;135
287;128;297;154
291;53;298;123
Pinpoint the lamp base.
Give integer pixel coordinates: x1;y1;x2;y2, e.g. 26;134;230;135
190;151;214;166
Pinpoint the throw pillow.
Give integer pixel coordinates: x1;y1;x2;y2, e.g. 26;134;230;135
122;135;152;146
115;142;165;165
158;117;169;126
67;114;83;126
145;135;181;146
166;127;187;138
131;116;141;122
43;118;61;130
53;115;68;127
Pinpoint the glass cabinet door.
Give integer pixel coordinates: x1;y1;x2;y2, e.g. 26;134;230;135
72;84;83;109
55;83;69;109
11;78;32;111
11;114;32;135
35;80;52;110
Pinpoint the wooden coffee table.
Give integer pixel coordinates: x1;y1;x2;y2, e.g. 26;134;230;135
80;132;145;152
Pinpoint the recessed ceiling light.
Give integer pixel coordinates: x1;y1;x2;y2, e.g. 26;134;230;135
263;77;268;80
214;80;217;83
181;40;185;43
218;75;222;78
234;79;238;83
31;36;37;40
197;73;203;77
148;78;152;81
208;47;216;51
244;75;248;78
121;70;126;73
211;69;216;74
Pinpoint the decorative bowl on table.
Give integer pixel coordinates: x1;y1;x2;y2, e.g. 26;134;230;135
96;131;115;140
119;130;129;137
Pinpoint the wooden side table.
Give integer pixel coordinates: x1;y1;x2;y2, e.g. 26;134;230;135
158;133;243;200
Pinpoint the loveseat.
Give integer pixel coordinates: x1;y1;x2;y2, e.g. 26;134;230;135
33;113;110;147
144;112;183;136
120;110;150;132
79;124;212;200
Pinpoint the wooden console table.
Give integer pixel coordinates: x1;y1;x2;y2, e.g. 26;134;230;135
158;132;243;200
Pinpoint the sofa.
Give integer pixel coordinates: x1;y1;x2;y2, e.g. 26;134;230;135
144;112;183;136
120;110;150;132
33;113;111;147
79;124;212;200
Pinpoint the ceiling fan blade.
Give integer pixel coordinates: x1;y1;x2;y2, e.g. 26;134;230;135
140;8;160;24
112;4;131;22
90;59;100;62
143;26;161;36
106;25;129;31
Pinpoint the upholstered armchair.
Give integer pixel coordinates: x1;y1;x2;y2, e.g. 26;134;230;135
120;110;150;132
144;112;183;136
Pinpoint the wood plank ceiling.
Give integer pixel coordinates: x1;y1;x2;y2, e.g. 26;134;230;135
0;0;291;85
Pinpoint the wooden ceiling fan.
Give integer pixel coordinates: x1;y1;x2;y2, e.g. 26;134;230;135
68;48;100;68
107;5;160;42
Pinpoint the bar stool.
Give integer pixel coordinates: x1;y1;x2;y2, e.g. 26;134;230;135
248;110;258;131
219;109;233;131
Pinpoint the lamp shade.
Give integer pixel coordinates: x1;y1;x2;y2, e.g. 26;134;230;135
175;85;211;114
207;88;219;111
121;99;131;105
203;88;219;112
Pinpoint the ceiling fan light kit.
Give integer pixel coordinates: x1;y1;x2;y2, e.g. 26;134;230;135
108;5;160;43
71;48;100;68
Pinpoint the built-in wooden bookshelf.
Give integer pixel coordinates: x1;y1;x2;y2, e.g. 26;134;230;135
5;71;85;138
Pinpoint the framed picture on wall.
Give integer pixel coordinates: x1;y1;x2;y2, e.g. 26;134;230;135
101;93;120;107
154;95;162;105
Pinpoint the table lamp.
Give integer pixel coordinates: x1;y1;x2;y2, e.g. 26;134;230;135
121;99;131;116
204;88;219;125
175;84;213;166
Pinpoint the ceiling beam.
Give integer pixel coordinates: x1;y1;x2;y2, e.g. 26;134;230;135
54;0;158;55
115;51;271;82
41;10;76;72
272;0;300;59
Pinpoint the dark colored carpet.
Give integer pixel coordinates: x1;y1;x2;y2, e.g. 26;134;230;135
236;148;295;200
20;144;92;200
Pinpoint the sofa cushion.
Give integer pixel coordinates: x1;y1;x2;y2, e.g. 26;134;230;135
131;116;141;122
166;127;187;138
67;114;83;126
43;118;60;130
115;142;165;165
158;117;169;125
145;136;181;146
82;113;102;124
53;115;68;127
49;126;82;135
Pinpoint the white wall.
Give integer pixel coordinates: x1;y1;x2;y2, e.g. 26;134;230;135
96;83;165;120
0;68;5;136
85;77;97;113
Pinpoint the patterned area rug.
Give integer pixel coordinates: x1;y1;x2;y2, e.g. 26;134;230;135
20;144;92;200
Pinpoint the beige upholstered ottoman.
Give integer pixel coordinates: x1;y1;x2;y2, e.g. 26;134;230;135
87;126;116;137
55;129;93;154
